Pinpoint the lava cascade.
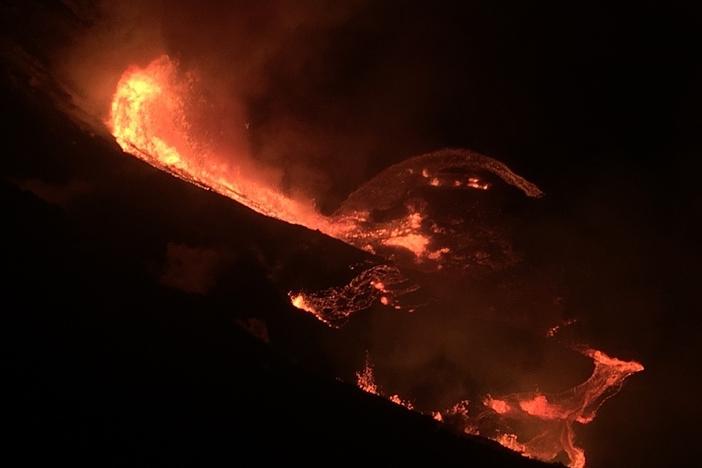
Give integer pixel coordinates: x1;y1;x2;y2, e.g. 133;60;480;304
110;56;334;233
108;55;644;468
288;264;419;327
357;350;643;468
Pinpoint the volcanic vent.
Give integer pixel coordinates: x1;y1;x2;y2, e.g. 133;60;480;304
106;55;644;468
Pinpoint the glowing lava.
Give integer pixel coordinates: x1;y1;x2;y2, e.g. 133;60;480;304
109;55;542;270
288;264;418;328
355;355;413;410
357;348;643;468
479;348;644;468
110;56;334;234
109;55;547;323
109;55;644;468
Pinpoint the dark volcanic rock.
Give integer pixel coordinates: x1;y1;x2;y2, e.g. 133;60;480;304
0;45;554;468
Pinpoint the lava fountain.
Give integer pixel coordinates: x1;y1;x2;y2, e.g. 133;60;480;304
110;55;333;233
108;55;643;468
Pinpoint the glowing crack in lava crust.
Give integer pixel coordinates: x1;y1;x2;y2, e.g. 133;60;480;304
480;349;644;468
109;55;644;467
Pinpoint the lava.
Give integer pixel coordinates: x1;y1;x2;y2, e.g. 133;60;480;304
109;55;542;271
355;355;379;395
108;55;644;468
479;348;644;468
355;348;643;468
355;355;413;410
289;294;318;318
109;56;335;235
288;264;418;328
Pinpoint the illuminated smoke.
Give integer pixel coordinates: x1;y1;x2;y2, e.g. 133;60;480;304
358;349;643;468
110;55;333;231
110;55;542;270
288;264;418;328
355;354;414;410
109;55;644;468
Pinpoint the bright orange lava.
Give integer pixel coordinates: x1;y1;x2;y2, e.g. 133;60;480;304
485;397;511;414
356;356;413;410
110;56;336;236
109;56;518;267
109;56;644;468
356;349;643;468
289;294;319;319
468;348;642;468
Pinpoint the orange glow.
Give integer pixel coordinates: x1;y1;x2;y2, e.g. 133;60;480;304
495;433;528;454
356;355;413;409
518;395;563;420
356;355;379;395
110;57;544;269
288;264;418;328
467;177;489;190
382;233;430;257
110;56;505;266
426;247;450;260
389;394;414;410
109;57;641;468
355;349;642;468
290;293;319;316
546;318;578;337
485;397;511;414
110;56;336;236
482;348;644;468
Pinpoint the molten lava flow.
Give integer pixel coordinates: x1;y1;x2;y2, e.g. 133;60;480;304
546;318;578;337
289;294;318;317
109;55;545;322
110;56;334;234
109;56;644;468
332;149;543;269
355;355;414;410
288;264;418;328
355;348;643;468
479;348;644;468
